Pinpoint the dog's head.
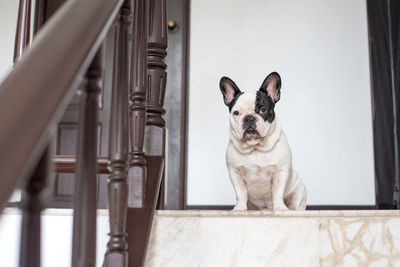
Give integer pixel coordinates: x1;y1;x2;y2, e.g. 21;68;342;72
219;72;281;144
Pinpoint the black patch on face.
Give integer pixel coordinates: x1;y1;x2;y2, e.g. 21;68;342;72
229;92;244;112
255;91;276;123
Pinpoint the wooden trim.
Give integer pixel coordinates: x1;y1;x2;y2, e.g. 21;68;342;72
366;0;400;209
186;205;235;210
54;155;109;174
180;0;190;210
306;205;377;210
163;0;190;210
186;205;377;210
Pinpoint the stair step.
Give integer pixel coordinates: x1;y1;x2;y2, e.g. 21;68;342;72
145;210;400;267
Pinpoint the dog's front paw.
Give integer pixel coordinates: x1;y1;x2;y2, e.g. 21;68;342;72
273;204;289;211
233;203;247;211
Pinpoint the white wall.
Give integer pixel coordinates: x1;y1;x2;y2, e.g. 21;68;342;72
187;0;375;206
0;209;109;267
0;0;18;81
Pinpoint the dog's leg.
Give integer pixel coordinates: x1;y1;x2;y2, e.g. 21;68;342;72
272;170;289;210
285;180;307;210
229;169;248;210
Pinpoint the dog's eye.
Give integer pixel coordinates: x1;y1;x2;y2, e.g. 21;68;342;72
259;106;267;114
233;110;240;116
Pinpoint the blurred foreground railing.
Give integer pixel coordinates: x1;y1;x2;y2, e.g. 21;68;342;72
0;0;168;266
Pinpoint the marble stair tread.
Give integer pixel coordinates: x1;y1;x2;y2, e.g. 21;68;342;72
154;209;400;218
145;210;400;267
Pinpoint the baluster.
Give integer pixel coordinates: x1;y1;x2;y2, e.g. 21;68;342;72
32;0;45;35
71;49;103;267
103;1;132;266
17;1;47;267
19;149;50;267
146;0;167;128
145;0;168;208
128;0;148;208
14;0;31;65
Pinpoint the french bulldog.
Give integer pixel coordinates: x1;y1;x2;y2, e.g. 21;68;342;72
219;72;306;210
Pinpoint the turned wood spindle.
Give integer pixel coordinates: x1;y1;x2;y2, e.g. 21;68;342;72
71;49;103;267
145;0;168;209
146;0;167;129
104;1;132;266
128;0;148;208
19;149;50;267
17;2;48;267
14;0;31;65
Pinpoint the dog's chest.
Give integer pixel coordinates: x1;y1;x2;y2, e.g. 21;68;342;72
236;152;277;200
235;150;277;176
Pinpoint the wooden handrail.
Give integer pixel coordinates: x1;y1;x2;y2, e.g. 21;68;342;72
0;0;124;210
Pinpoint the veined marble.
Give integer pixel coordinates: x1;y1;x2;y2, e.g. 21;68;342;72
144;210;400;267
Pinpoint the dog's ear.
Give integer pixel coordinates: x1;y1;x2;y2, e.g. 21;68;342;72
259;72;281;103
219;76;241;106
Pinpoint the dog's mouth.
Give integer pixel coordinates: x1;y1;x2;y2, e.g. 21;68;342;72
243;127;260;138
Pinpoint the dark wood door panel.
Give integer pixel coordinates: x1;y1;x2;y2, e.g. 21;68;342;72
50;121;104;207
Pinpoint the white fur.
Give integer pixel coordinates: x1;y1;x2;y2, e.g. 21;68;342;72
226;92;306;210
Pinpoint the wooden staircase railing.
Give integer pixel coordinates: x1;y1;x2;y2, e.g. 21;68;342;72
0;0;168;266
0;0;123;208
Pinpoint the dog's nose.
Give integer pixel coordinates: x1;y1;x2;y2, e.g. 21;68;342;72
243;115;256;127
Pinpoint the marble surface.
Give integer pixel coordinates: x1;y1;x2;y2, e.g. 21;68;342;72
144;210;400;267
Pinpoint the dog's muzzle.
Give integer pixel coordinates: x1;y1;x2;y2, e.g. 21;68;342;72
243;114;256;128
242;115;259;137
